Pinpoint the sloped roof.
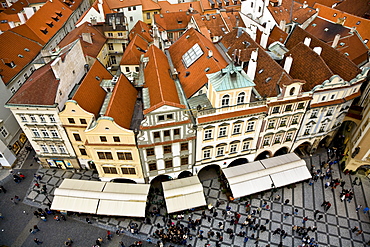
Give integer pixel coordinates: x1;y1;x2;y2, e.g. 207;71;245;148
105;74;138;129
314;3;370;48
285;26;361;82
104;0;141;9
129;20;154;43
2;0;28;14
222;11;245;29
190;13;212;41
154;12;192;31
268;25;288;46
143;45;184;113
168;28;228;98
200;13;229;38
334;0;370;18
141;0;160;11
286;42;334;91
207;64;255;91
0;31;43;84
220;28;293;97
0;12;21;32
120;34;149;65
7;64;58;106
72;60;111;117
268;0;317;25
305;16;352;42
158;1;203;14
11;0;73;45
58;22;106;58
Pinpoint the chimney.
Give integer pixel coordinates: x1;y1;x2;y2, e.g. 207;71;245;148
250;24;257;41
82;33;93;44
247;49;258;81
98;0;105;22
278;0;282;6
332;34;341;48
264;0;270;8
279;20;286;31
303;1;308;8
90;17;97;25
284;55;293;74
350;26;356;33
112;17;116;30
208;50;213;57
313;47;322;55
304;37;311;46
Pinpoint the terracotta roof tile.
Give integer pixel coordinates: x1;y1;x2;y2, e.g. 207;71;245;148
2;0;28;14
0;31;43;84
190;13;212;41
199;13;229;38
105;74;138;129
295;0;338;8
267;25;288;46
120;34;149;65
72;60;111;117
58;22;106;58
7;64;58;106
0;12;21;32
314;3;370;48
141;0;160;11
154;12;192;31
158;1;203;14
334;0;370;18
11;0;73;45
268;0;317;24
168;28;228;98
104;0;141;10
285;26;361;82
220;29;293;97
129;20;154;43
143;45;184;113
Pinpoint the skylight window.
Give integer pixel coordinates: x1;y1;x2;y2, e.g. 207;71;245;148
182;43;204;68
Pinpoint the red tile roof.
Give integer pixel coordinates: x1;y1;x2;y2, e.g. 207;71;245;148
168;28;228;98
7;64;58;106
129;20;154;43
158;1;203;14
285;26;361;82
295;0;338;8
141;0;160;11
105;74;138;129
0;31;43;85
199;13;229;38
104;0;141;10
0;12;20;32
305;16;352;42
334;0;370;19
267;25;288;46
143;45;185;114
72;60;112;117
11;0;73;45
58;22;106;58
120;34;149;65
314;3;370;48
154;11;192;31
268;0;317;25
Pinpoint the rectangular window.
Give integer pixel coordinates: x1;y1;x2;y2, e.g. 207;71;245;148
218;126;227;137
118;32;123;37
49;145;57;153
149;162;157;171
230;144;237;153
268;120;275;129
68;118;75;124
30;115;37;122
203;149;211;159
153;132;160;139
108;33;113;37
108;43;114;50
165;160;173;168
272;106;280;114
181;157;188;165
327;107;334;116
311;109;318;118
164;130;170;137
97;151;113;159
163;145;172;154
130;16;133;22
0;126;8;138
103;167;118;174
180;143;188;151
146;148;155;156
113;136;120;142
39;115;46;122
158;114;173;121
204;129;213;140
233;124;241;134
100;136;107;142
41;129;49;138
263;136;270;146
58;145;66;154
247;121;255;131
280;118;287;127
319;123;327;133
49;115;56;123
31;128;40;137
125;67;130;72
285;104;292;112
41;145;48;153
80;119;87;124
20;115;27;122
274;135;282;144
304;126;311;135
291;115;299;124
217;147;224;156
285;132;293;142
117;152;133;160
80;148;87;155
73;133;81;141
297;103;304;109
121;167;136;174
174;128;180;136
146;12;151;19
182;43;204;68
242;141;250;151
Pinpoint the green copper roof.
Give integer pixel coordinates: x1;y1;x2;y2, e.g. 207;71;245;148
207;64;255;91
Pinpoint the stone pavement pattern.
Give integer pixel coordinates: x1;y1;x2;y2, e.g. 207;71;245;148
18;149;370;246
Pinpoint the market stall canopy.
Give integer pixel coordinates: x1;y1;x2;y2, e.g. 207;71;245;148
162;176;207;214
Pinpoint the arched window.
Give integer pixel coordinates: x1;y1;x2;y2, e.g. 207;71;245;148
221;95;230;107
237;92;245;104
289;87;295;95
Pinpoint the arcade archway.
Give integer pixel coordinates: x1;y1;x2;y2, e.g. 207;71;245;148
197;165;221;182
111;178;137;184
255;151;271;161
294;142;312;157
178;170;193;179
274;147;288;157
228;158;249;168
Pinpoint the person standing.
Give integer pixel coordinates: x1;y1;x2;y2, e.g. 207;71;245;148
363;207;369;214
33;225;40;232
0;185;6;193
34;238;43;245
10;198;17;204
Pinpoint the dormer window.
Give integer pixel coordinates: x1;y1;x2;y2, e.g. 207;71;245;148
4;60;15;68
46;22;54;27
55;11;63;17
40;28;48;34
52;16;59;22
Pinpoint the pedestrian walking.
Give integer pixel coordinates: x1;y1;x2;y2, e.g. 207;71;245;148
244;236;249;243
14;195;21;202
356;230;363;236
33;225;40;232
284;213;290;219
294;209;298;215
302;216;308;224
86;217;92;224
325;202;332;212
352;226;359;233
284;199;290;205
34;182;40;188
34;238;43;245
0;185;6;193
0;213;4;219
356;205;362;212
10;197;17;204
314;210;320;219
363;207;369;214
64;238;73;246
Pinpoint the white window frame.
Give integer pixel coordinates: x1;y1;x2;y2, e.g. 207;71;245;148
237;92;245;104
242;141;250;150
233;124;241;134
58;145;67;154
263;136;270;146
221;95;230;107
50;130;59;138
20;115;27;122
40;145;48;153
218;126;227;137
30;115;37;122
0;126;8;138
49;115;56;123
49;145;57;153
285;132;293;142
216;146;224;156
203;149;211;159
204;129;213;140
39;115;46;122
247;121;255;131
230;144;237;153
31;128;40;137
41;129;49;138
